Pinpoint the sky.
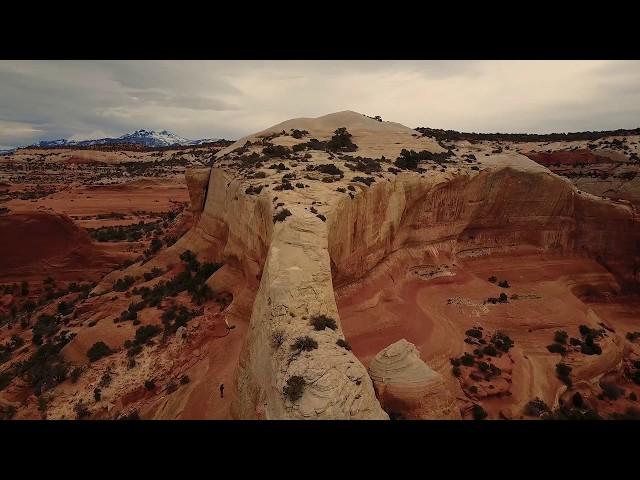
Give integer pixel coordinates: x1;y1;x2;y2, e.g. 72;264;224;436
1;60;639;150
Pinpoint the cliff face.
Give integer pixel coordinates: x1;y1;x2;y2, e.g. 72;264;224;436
181;112;639;419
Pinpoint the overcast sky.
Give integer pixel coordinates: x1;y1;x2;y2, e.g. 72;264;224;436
1;60;639;149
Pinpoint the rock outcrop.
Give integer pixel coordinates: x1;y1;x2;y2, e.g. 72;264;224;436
369;339;460;419
176;111;640;419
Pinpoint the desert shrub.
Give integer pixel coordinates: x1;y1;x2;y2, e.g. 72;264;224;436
482;345;498;357
498;293;508;303
312;163;343;176
626;331;640;342
290;336;318;353
336;338;351;350
143;267;164;281
450;357;461;367
113;276;135;292
262;144;290;157
310;314;337;331
498;280;510;288
452;366;461;377
271;329;285;349
93;388;101;402
569;337;583;346
471;404;487;420
283;375;305;402
148;236;163;254
572;392;584;407
524;397;550;417
554;331;568;344
579;324;593;336
74;401;90;419
478;361;490;371
601;382;625;400
291;129;308;139
352;176;375;186
327;127;357;152
87;341;113;363
346;157;382;174
609;407;640;420
70;367;82;383
273;208;292;223
180;375;190;385
556;362;573;386
466;328;483;339
144;379;156;390
0;404;16;420
547;343;567;355
269;162;289;171
32;314;60;345
630;392;637;401
461;353;475;366
580;342;602;356
488;276;497;283
133;324;161;346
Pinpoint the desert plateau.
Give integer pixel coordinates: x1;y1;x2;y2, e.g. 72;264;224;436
1;108;639;421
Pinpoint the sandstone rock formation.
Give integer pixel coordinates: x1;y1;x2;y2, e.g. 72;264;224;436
172;111;640;419
369;339;460;419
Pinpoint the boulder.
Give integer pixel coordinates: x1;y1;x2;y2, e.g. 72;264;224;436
369;339;460;419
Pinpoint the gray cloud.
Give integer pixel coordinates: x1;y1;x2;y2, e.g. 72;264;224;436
1;60;639;148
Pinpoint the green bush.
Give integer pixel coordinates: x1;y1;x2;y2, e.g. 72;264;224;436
87;341;113;363
336;338;351;350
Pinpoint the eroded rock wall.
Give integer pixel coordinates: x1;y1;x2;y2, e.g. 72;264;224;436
328;168;639;289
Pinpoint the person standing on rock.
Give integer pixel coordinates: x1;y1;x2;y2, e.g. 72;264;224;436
219;383;224;398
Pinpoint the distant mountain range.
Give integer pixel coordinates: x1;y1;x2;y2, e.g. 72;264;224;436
34;129;223;149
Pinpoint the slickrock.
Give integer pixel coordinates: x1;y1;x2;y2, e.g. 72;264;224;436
369;339;460;419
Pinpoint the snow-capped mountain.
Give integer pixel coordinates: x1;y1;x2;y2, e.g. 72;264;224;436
36;129;221;148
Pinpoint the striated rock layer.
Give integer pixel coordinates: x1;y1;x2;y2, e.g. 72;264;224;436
369;339;460;419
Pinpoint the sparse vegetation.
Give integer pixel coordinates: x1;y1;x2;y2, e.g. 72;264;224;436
273;208;292;223
556;362;572;386
524;397;550;417
283;375;305;402
87;341;113;363
291;336;318;353
310;314;337;331
336;338;351;350
471;404;487;420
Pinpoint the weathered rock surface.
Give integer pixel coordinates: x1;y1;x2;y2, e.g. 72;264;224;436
175;111;640;419
369;339;460;419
